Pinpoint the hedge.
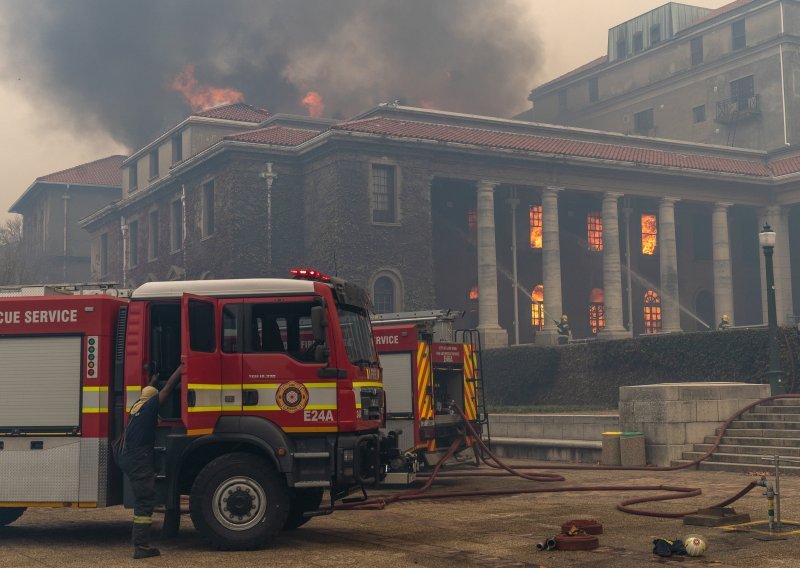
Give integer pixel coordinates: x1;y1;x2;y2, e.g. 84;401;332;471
481;327;800;408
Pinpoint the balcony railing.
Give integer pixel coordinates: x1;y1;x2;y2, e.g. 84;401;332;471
716;94;760;124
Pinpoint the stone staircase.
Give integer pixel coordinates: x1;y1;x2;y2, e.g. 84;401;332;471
672;399;800;473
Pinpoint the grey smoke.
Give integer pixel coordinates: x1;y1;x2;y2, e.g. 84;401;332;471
0;0;540;149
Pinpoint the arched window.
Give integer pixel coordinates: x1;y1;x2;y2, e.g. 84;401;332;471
589;287;605;335
531;284;544;330
643;290;662;334
372;275;400;314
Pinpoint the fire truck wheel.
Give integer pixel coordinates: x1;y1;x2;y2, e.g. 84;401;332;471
283;487;325;530
189;452;289;550
0;507;26;527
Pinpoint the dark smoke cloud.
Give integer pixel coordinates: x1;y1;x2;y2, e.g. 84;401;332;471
0;0;540;149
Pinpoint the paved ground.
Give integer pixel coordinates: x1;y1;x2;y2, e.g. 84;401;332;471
1;462;799;567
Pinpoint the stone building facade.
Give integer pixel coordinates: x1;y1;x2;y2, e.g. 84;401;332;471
10;155;123;283
528;0;800;151
77;102;800;347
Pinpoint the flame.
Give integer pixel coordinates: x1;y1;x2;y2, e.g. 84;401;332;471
529;205;542;249
532;284;544;303
590;287;605;303
171;64;244;111
302;91;325;117
469;286;478;300
641;214;658;255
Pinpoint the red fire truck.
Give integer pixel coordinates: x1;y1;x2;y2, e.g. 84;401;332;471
371;310;488;469
0;272;396;549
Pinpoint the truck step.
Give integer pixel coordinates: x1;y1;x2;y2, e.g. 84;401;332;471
294;480;331;488
293;452;330;459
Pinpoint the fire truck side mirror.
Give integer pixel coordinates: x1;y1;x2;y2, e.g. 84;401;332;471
311;305;327;345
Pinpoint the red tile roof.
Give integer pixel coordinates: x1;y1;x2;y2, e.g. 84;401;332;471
534;55;608;92
333;117;772;177
768;154;800;177
226;125;321;146
193;103;269;123
37;155;125;186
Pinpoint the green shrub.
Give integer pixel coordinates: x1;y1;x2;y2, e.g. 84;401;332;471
482;327;799;407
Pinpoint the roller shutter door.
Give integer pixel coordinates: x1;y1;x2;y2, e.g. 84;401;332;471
0;336;82;429
380;352;413;415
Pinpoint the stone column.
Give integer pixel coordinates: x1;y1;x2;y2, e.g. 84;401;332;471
759;206;794;325
712;203;735;326
659;197;681;332
538;186;564;345
476;180;508;348
599;192;630;339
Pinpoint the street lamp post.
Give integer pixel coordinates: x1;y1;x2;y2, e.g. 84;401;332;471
759;223;783;395
259;162;278;276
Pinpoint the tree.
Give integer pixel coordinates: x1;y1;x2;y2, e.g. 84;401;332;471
0;216;28;285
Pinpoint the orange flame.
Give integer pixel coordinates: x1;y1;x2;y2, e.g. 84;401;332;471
641;214;657;255
302;91;325;117
532;284;544;303
529;205;542;249
469;286;479;300
171;64;244;111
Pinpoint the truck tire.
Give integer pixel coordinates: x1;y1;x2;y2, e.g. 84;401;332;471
0;507;26;527
189;452;289;550
283;487;324;530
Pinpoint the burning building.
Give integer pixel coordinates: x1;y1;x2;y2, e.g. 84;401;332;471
72;101;800;347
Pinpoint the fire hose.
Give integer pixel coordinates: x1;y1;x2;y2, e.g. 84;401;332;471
335;393;800;517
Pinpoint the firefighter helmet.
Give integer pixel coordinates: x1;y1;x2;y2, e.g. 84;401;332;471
561;314;569;322
722;314;729;322
683;534;707;557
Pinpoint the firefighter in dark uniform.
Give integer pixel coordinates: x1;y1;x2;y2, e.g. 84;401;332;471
556;314;571;345
718;314;731;330
118;365;182;559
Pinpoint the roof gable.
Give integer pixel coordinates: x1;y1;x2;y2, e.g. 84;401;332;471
37;155;125;186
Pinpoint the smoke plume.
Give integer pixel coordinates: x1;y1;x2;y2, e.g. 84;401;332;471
0;0;540;149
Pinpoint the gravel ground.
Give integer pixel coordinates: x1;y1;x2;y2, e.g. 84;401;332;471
1;462;798;567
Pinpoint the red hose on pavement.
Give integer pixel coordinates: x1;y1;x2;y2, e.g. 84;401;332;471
338;394;799;516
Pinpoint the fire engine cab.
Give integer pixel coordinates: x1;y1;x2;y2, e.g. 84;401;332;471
371;310;488;469
0;272;396;550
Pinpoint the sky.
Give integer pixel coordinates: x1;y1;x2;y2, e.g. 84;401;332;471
0;0;723;221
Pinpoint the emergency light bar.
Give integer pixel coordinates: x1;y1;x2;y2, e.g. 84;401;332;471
290;268;331;282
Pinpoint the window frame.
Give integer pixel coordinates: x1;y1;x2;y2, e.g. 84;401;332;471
370;270;403;314
588;77;599;103
690;36;703;66
129;219;139;267
370;162;400;225
170;198;183;253
692;104;706;124
148;209;159;261
633;108;654;135
149;149;159;180
641;213;658;255
202;179;215;238
643;290;662;334
732;19;746;51
650;24;661;46
171;134;183;165
587;211;603;252
240;299;324;364
99;232;108;277
633;31;644;53
529;205;543;249
128;164;138;191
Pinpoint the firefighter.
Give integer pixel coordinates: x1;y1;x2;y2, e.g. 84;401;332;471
718;314;731;330
118;365;182;559
555;314;571;345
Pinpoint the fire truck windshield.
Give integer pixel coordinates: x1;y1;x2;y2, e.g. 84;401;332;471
337;305;378;367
